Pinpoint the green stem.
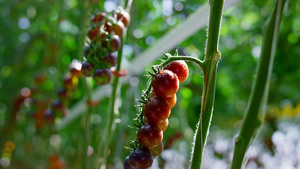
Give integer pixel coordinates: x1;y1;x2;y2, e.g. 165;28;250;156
77;1;91;169
230;0;285;169
190;0;224;168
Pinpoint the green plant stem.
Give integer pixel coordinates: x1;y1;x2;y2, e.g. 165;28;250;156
98;39;124;169
77;1;91;169
190;0;224;168
230;0;285;169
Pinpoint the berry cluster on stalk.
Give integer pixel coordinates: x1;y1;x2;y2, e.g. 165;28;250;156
29;60;82;130
81;6;130;85
124;56;189;169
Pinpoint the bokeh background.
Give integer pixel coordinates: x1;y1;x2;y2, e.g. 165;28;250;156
0;0;300;168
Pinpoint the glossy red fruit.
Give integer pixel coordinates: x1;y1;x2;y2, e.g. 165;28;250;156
88;26;100;41
128;147;153;169
164;61;189;83
109;35;121;52
144;96;170;123
91;12;106;23
81;61;94;77
137;123;163;148
107;21;125;39
152;91;176;109
117;10;130;27
152;70;179;98
150;142;163;157
123;156;134;169
93;69;112;85
70;61;82;77
157;119;169;132
103;52;117;66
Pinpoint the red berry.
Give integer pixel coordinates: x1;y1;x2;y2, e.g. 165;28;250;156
128;148;153;169
152;91;176;109
137;123;163;148
150;142;163;157
91;12;106;23
157;119;169;132
93;69;112;85
109;35;121;52
144;96;170;123
117;10;130;27
164;61;189;83
152;70;179;98
123;157;134;169
88;26;100;41
81;61;94;77
103;52;117;66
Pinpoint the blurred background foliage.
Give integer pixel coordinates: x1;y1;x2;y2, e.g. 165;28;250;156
0;0;299;168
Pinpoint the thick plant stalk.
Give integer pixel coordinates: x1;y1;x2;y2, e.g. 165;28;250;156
190;0;224;169
230;0;286;169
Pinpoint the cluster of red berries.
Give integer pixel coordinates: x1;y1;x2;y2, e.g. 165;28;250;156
81;7;130;85
30;60;82;129
124;60;189;169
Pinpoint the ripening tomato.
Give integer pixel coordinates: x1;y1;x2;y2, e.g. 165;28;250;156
137;123;163;148
144;96;170;123
109;35;121;52
63;75;78;90
81;61;94;77
128;147;153;169
150;142;163;157
88;26;100;41
123;157;134;169
152;70;179;98
152;91;176;109
163;60;189;83
93;69;112;85
91;12;106;24
117;10;130;27
157;119;169;132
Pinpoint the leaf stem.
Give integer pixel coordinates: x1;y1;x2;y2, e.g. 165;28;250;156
190;0;224;168
230;0;286;169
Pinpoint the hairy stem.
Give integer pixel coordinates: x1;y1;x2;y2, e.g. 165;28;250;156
190;0;224;168
230;0;286;169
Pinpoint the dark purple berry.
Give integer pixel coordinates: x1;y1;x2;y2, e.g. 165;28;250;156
93;69;112;85
52;99;64;112
128;147;153;169
124;156;134;169
104;52;117;66
110;35;121;52
81;61;94;77
84;46;90;57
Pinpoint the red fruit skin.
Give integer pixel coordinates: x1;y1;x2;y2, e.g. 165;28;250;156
93;69;112;85
117;11;130;27
150;142;163;157
109;35;121;52
137;123;163;148
144;96;170;123
102;52;117;66
88;26;100;41
81;61;94;77
152;70;179;98
91;12;106;23
157;119;169;132
164;60;189;83
152;91;176;109
124;157;134;169
128;148;153;169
